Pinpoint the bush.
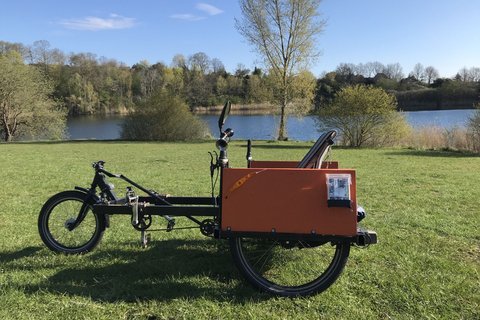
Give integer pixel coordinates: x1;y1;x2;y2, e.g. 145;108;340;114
467;104;480;152
121;90;210;141
318;85;411;147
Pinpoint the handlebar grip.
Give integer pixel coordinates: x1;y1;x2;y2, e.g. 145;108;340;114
225;128;234;138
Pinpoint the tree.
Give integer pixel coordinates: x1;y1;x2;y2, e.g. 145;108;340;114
364;61;385;78
469;67;480;82
188;52;210;74
171;54;187;69
121;90;209;141
318;85;411;147
65;73;99;115
0;41;28;59
410;63;425;82
457;67;480;82
424;66;439;84
383;63;404;81
0;52;66;142
236;0;325;140
457;67;469;82
211;58;226;74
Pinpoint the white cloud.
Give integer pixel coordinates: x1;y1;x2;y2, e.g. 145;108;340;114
60;14;136;31
170;14;206;22
196;3;224;16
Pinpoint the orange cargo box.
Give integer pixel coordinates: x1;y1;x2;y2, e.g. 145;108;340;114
221;167;357;236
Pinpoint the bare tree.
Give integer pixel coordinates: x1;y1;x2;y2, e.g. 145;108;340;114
383;63;404;81
30;40;55;72
458;66;480;82
211;58;226;74
172;54;187;69
458;67;469;82
410;63;425;82
235;63;250;78
469;67;480;82
370;61;386;77
236;0;325;140
424;66;439;84
336;63;356;76
188;52;210;74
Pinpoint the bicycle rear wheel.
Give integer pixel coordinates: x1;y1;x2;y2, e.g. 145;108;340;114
38;190;105;254
230;236;350;297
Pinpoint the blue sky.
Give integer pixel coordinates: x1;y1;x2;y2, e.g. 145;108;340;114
1;0;479;77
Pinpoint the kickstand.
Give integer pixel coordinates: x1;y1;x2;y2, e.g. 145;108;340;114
140;230;150;248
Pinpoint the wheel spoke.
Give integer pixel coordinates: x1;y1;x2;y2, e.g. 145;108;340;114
231;236;350;296
39;191;104;254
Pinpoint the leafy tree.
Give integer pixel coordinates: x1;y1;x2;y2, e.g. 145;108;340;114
246;74;272;103
121;90;209;141
0;41;29;62
65;73;99;115
314;72;341;110
236;0;325;140
0;52;66;142
284;70;317;114
318;85;410;147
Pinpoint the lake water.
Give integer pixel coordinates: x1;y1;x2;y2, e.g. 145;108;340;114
67;109;476;141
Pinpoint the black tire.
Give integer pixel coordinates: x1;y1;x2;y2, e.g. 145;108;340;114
230;236;350;297
38;190;105;254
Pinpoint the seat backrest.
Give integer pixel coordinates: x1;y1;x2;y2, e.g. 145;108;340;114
296;130;337;168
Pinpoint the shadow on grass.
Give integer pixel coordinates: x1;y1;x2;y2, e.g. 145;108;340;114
23;239;269;302
0;246;42;263
385;149;480;158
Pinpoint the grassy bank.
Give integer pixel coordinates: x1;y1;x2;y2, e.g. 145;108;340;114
0;141;479;319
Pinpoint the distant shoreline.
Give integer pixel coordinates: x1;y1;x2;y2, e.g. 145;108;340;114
68;103;476;117
192;103;276;115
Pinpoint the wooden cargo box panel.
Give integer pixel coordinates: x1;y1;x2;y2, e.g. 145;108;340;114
221;168;357;236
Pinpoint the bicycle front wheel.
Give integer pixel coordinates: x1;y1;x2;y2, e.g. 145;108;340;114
38;190;105;254
230;236;350;297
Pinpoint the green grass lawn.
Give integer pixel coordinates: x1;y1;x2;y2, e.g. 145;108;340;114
0;140;479;319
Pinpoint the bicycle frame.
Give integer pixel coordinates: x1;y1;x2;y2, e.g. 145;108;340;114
86;149;376;247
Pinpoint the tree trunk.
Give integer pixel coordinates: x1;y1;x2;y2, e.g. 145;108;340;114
278;103;287;140
277;81;288;141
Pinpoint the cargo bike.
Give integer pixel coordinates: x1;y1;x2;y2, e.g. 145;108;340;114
38;102;377;297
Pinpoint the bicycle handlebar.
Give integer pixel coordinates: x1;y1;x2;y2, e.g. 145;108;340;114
216;128;234;150
92;161;120;178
